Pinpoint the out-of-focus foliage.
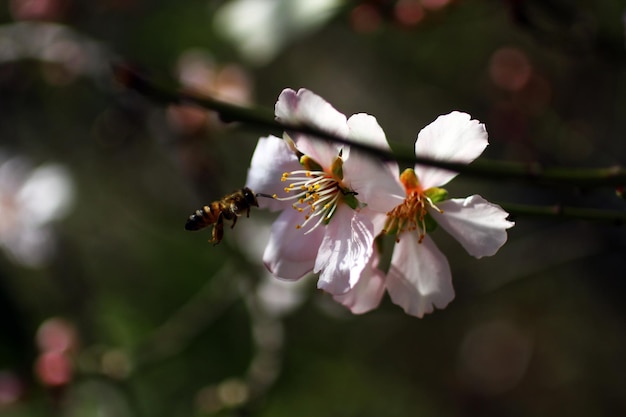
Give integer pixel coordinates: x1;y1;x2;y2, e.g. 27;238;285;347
1;0;625;416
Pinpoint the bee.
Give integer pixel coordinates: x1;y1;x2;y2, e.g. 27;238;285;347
185;187;263;245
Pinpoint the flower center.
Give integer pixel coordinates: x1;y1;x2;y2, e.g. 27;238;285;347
383;168;446;243
272;154;356;234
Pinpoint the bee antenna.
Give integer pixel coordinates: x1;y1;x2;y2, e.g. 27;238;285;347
256;192;275;199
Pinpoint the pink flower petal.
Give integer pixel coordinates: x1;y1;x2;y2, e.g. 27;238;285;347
343;114;405;213
314;206;374;295
275;88;348;168
414;111;488;188
246;135;301;211
263;210;323;280
386;234;454;318
432;195;514;258
333;247;386;314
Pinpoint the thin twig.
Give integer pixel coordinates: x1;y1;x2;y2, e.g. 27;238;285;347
501;202;626;224
112;63;626;188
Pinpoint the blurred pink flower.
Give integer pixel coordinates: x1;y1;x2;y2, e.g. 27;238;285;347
246;88;404;296
166;49;254;134
33;317;79;387
335;112;514;318
34;351;72;387
36;317;78;354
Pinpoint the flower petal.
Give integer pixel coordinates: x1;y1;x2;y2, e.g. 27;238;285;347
432;195;514;258
275;88;348;167
314;206;374;295
346;113;388;148
246;135;301;211
333;247;385;314
343;152;405;214
263;209;323;280
343;114;405;213
386;234;454;318
414;111;488;188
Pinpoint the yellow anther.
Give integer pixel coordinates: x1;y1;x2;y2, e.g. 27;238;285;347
284;187;291;193
296;225;302;229
272;194;278;199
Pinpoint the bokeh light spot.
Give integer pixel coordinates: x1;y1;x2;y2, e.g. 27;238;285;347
489;47;533;91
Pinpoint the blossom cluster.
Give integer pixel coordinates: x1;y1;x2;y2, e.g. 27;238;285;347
246;89;514;318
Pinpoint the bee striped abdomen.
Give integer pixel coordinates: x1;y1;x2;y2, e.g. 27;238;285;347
185;203;223;231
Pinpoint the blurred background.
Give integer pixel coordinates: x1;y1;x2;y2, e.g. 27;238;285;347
1;0;626;416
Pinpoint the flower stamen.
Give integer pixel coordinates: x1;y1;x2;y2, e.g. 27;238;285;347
273;167;350;234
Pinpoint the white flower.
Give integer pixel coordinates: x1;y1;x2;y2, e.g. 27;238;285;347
0;154;74;267
334;112;515;318
246;88;404;296
214;0;342;65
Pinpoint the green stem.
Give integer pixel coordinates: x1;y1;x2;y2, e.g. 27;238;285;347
501;202;626;224
113;64;626;189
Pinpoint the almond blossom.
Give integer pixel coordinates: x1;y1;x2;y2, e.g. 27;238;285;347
246;88;404;296
334;111;515;318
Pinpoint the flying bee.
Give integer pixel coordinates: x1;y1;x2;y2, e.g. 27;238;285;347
185;187;270;245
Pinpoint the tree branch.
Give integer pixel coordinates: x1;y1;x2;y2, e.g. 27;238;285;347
112;63;626;189
501;202;626;224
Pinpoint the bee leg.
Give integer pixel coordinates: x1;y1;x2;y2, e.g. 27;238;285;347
230;215;238;229
246;207;251;218
210;215;225;245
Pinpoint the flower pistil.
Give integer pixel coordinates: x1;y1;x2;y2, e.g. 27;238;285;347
383;168;447;243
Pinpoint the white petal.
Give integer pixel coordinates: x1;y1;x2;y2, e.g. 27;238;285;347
314;206;374;295
414;111;488;188
369;210;390;236
432;195;514;258
275;88;347;167
263;209;323;280
246;135;301;211
346;113;394;159
386;234;454;318
275;88;348;136
343;151;405;214
333;247;385;314
342;114;405;213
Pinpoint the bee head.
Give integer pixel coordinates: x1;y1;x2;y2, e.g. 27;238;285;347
242;187;259;207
